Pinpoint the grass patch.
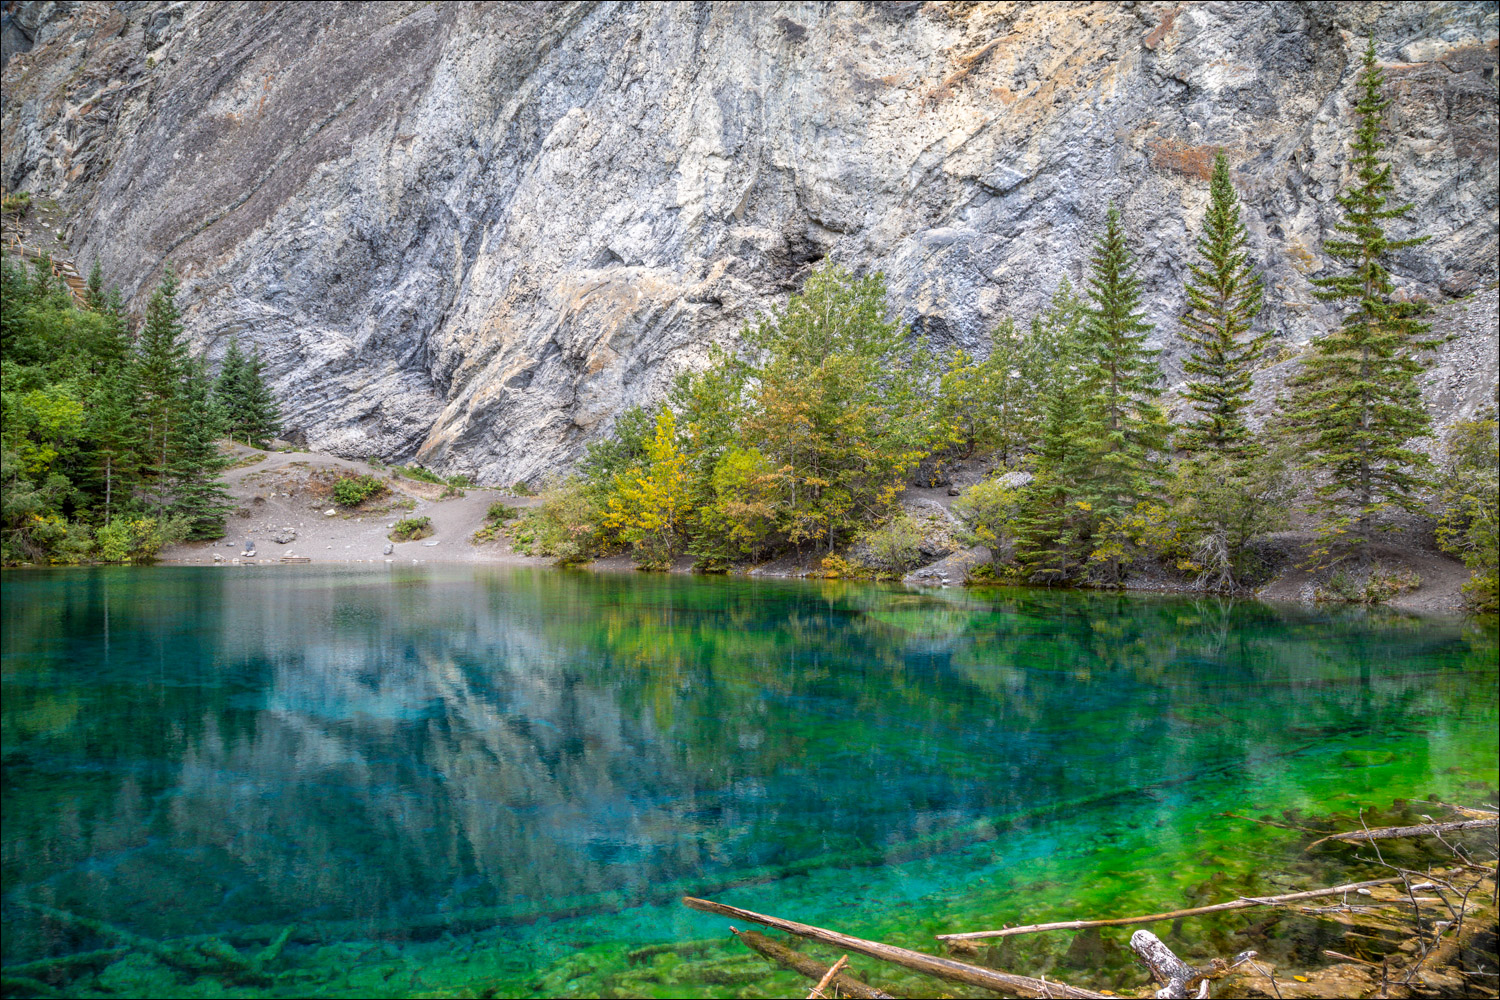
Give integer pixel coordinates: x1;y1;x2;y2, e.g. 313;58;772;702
389;516;433;542
333;474;389;507
472;502;521;544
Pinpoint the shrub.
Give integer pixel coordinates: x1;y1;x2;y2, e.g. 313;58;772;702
332;474;387;507
389;516;432;542
1;191;31;217
952;476;1025;551
512;478;600;562
1435;409;1498;613
397;464;445;484
486;501;519;523
512;481;534;497
472;502;520;544
854;513;925;574
95;516;188;563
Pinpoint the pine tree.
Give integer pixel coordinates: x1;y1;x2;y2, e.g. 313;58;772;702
85;260;105;310
243;347;281;446
135;267;189;511
87;362;142;526
1178;152;1269;456
168;358;233;539
214;337;251;442
1078;205;1167;581
1289;38;1442;531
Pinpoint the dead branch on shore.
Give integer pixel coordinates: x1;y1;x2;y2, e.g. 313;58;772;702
935;876;1407;942
1306;816;1497;850
684;896;1112;999
732;929;896;999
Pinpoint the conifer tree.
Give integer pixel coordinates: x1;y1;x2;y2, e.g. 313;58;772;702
136;267;189;506
168;359;232;539
1289;38;1442;530
1078;205;1167;581
86;260;104;310
1178;152;1269;456
87;363;141;526
243;347;282;446
214;337;251;442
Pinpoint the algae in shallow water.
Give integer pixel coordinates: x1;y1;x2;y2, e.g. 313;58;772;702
1;567;1494;997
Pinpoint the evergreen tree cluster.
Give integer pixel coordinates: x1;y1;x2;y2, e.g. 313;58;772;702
1;259;282;563
524;39;1472;599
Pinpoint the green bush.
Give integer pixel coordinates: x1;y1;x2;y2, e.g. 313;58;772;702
512;478;599;562
389;516;432;542
397;465;445;485
854;513;925;574
332;474;387;507
486;501;519;523
1435;408;1499;612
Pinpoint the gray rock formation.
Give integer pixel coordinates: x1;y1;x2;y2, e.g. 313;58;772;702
2;2;1496;484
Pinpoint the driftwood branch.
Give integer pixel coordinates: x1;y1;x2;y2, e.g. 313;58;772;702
1130;930;1205;999
684;897;1110;1000
936;877;1407;941
732;929;896;999
1306;817;1497;850
808;954;849;998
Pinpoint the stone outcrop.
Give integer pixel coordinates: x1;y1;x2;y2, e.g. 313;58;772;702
2;1;1496;484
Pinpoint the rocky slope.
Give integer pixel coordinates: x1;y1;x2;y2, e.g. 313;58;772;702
2;1;1496;484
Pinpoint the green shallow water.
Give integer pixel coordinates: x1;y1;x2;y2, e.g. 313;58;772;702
1;566;1496;998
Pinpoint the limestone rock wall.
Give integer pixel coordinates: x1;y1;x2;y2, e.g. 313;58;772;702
3;1;1496;483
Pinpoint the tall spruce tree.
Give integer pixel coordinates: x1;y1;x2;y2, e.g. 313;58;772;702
214;337;252;442
243;347;282;445
1078;205;1167;581
87;363;141;526
135;267;189;511
1178;152;1269;456
1289;38;1441;530
168;359;232;539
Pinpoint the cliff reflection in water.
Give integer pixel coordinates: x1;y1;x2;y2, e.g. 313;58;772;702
2;567;1495;954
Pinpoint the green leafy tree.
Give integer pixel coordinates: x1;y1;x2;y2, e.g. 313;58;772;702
1288;38;1442;535
603;409;693;568
1435;408;1499;612
1178;152;1269;456
741;262;928;551
690;446;782;569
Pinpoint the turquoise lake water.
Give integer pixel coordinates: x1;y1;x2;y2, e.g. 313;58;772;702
2;566;1496;997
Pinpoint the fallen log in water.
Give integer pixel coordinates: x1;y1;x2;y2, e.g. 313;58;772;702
935;876;1407;942
683;896;1111;1000
1130;930;1208;1000
1306;817;1497;850
732;928;896;999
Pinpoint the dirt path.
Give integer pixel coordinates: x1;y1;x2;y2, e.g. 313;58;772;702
159;444;548;567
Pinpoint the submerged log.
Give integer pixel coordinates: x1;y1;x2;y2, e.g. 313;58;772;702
936;876;1408;941
1306;817;1497;850
683;896;1110;1000
732;929;896;999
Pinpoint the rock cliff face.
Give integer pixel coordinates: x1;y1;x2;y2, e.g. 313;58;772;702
3;1;1496;483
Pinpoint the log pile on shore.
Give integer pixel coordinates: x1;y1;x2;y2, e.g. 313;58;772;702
685;805;1498;999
